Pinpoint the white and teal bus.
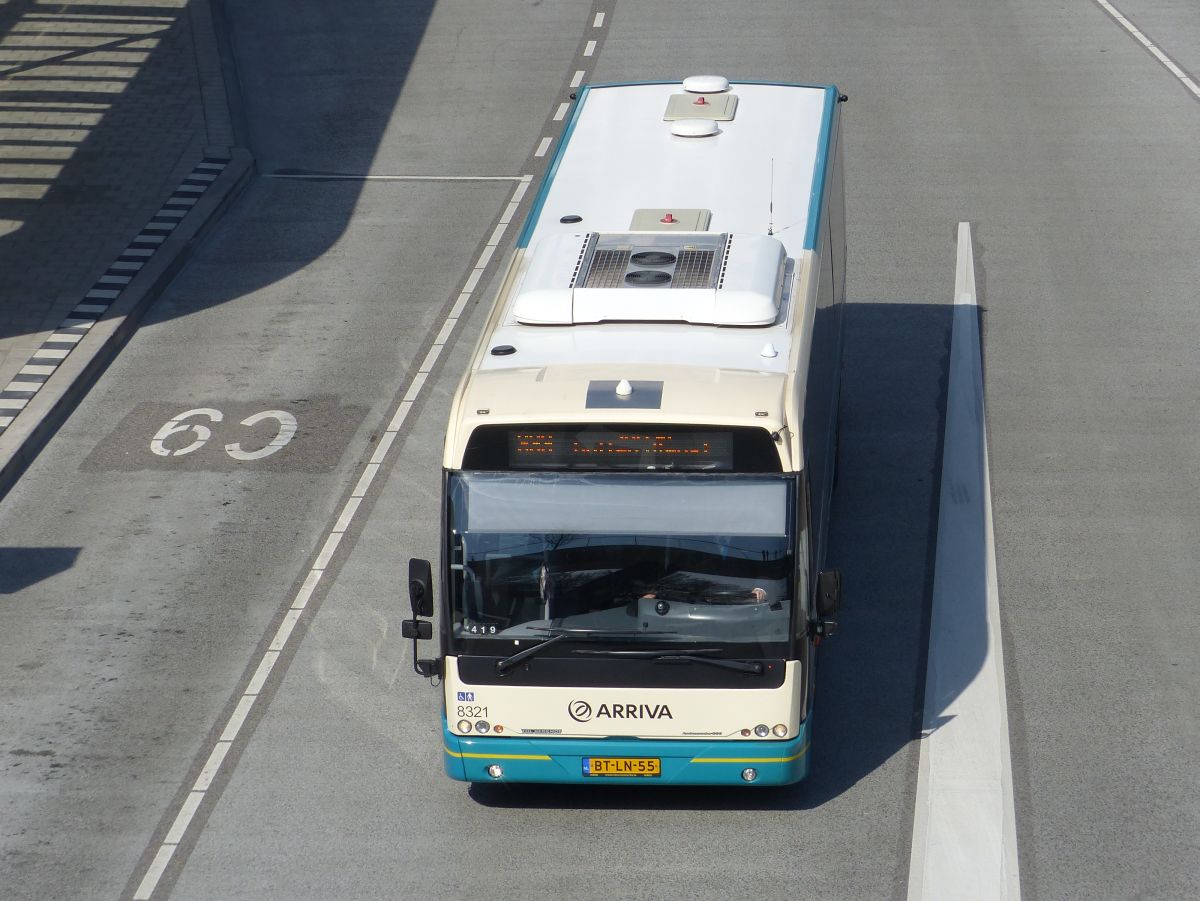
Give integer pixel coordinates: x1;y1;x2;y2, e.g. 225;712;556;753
404;77;846;786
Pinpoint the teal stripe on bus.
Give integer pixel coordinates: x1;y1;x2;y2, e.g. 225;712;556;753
516;85;591;248
803;86;840;251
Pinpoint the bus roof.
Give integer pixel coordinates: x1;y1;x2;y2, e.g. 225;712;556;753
446;80;840;468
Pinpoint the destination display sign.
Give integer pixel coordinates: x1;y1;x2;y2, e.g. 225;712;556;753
508;429;733;470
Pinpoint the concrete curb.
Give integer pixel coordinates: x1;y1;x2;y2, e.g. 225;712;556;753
0;149;255;501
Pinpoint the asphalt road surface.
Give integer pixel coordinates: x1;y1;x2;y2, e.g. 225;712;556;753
2;0;1199;899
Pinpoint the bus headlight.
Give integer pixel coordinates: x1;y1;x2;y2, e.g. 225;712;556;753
773;724;788;737
474;720;491;734
487;764;504;779
741;768;759;783
457;720;473;734
754;724;770;737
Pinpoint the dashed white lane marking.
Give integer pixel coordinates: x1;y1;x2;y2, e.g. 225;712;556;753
262;173;526;182
1093;0;1200;99
554;102;570;121
131;16;595;892
129;174;534;900
908;223;1020;901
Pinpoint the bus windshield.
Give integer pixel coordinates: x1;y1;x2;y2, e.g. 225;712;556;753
447;471;795;648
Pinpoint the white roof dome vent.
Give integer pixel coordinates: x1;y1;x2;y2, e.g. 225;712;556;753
670;118;719;138
682;75;730;94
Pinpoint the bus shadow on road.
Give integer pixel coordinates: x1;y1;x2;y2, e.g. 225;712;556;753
469;300;965;812
0;546;80;594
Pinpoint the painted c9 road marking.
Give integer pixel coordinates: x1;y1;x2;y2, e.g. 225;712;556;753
151;407;298;460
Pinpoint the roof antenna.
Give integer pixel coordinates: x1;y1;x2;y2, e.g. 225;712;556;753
767;157;775;236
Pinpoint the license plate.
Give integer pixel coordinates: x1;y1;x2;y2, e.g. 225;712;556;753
583;757;661;777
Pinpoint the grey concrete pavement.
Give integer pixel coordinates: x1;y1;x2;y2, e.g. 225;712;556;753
0;0;248;489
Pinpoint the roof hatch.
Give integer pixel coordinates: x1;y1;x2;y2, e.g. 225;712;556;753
512;232;787;327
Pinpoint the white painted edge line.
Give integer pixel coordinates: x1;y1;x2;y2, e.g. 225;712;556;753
907;223;1021;901
261;173;526;182
1093;0;1200;98
133;846;176;900
128;174;535;901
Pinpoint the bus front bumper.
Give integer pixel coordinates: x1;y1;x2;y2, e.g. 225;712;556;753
442;718;811;786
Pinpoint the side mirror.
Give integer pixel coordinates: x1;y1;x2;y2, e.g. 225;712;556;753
408;557;433;618
404;557;438;678
401;619;433;640
814;569;841;639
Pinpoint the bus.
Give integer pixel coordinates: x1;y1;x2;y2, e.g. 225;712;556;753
403;77;846;786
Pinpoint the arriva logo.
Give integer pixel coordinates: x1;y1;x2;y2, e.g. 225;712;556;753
568;700;673;722
568;700;593;722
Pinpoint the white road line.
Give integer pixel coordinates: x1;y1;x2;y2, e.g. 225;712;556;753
268;609;301;652
312;531;343;571
593;11;605;27
487;222;508;246
499;200;521;224
554;102;570;121
475;244;497;269
584;39;597;57
401;371;428;404
293;570;323;609
193;741;230;792
163;792;204;845
570;69;585;88
908;223;1020;901
349;465;378;501
134;846;176;900
219;696;255;743
332;496;362;534
534;136;553;157
433;318;457;347
129;175;535;901
448;290;473;319
369;429;398;463
1093;0;1200;98
245;651;279;696
386;404;414;436
262;173;525;182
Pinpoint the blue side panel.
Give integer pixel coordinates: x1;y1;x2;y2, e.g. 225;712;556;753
516;85;592;249
803;86;840;250
442;715;812;786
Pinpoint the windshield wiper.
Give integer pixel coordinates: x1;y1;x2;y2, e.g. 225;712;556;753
494;628;675;675
572;647;764;674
